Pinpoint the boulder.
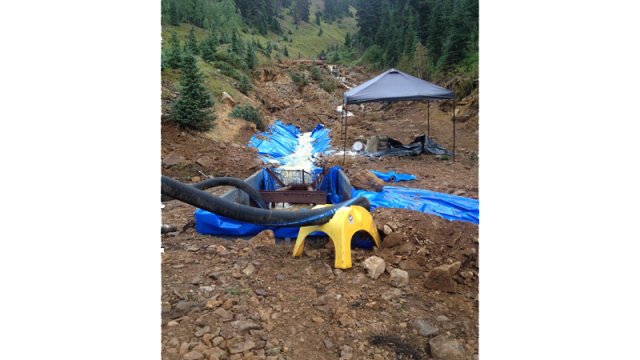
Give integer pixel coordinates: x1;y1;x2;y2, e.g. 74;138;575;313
350;170;385;192
362;256;386;280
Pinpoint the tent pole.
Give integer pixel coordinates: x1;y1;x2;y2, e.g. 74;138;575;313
342;102;347;166
452;97;456;162
427;101;430;138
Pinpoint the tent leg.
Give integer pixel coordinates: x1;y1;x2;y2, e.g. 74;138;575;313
427;101;430;138
342;104;347;166
452;98;456;162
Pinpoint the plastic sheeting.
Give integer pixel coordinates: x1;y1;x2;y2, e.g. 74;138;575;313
247;120;332;167
368;134;451;158
352;186;479;224
370;170;416;182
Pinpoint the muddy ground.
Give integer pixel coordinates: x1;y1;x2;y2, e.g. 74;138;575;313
161;63;479;360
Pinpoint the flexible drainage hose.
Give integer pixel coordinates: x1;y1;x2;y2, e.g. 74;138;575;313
161;175;370;227
161;177;268;209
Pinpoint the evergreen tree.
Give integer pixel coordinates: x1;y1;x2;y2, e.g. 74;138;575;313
283;45;289;57
186;27;200;55
344;32;351;47
169;0;179;26
172;53;214;131
164;32;183;69
230;30;244;55
317;28;323;37
294;0;310;23
315;12;321;26
412;41;430;79
245;43;257;70
237;75;252;94
200;33;217;63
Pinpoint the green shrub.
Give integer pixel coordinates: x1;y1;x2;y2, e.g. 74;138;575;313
310;66;322;81
230;104;264;130
237;75;253;95
290;71;308;88
319;79;337;93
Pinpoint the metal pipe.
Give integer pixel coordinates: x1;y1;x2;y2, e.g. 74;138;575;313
342;102;347;166
427;101;430;138
452;97;456;161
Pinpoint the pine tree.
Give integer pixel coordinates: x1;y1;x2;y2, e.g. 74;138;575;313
200;33;217;63
164;32;183;69
172;53;214;131
294;0;310;23
412;41;430;79
317;28;323;37
344;32;351;47
169;0;179;26
283;45;289;57
245;44;257;70
315;12;321;26
186;28;200;55
237;75;252;95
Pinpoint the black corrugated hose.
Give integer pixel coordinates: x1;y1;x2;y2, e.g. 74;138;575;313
160;175;370;227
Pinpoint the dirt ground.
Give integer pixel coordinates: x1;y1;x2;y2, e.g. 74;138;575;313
161;63;479;360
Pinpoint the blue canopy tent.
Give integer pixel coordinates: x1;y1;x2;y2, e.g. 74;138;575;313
342;68;456;162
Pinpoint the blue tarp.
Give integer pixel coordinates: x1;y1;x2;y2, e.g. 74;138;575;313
247;120;331;166
344;68;454;105
352;186;479;224
370;170;417;182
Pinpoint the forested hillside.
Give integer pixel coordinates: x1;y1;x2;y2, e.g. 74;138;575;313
160;0;478;131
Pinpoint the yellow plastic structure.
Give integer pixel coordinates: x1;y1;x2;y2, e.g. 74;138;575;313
292;205;381;269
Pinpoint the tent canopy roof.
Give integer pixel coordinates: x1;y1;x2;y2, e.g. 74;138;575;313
343;68;454;105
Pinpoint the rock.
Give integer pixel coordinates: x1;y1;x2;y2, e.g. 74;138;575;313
363;256;386;280
383;224;394;235
255;288;267;296
209;347;226;359
221;91;236;106
212;308;233;322
183;351;204;360
389;269;409;288
249;230;275;248
173;301;198;317
414;319;439;336
340;345;354;360
195;326;210;337
429;335;466;360
167;320;179;327
202;333;215;347
399;259;423;277
212;337;224;347
350;170;385;192
424;263;459;292
275;273;285;281
186;244;201;252
382;233;404;248
162;152;186;167
190;276;203;285
231;320;261;333
312;316;324;324
436;315;450;322
323;338;334;350
242;263;256;276
394;243;415;256
338;314;356;327
191;176;201;183
229;340;256;354
195;157;214;169
453;189;466;196
381;288;403;301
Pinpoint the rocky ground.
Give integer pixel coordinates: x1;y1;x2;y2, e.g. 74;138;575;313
161;62;479;360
